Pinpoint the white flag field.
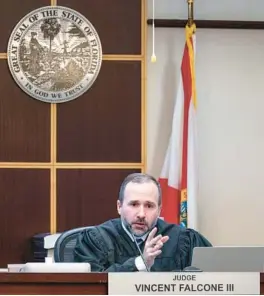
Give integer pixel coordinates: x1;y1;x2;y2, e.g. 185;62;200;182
159;24;198;230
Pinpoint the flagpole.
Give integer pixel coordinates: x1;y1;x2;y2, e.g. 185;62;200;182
187;0;194;27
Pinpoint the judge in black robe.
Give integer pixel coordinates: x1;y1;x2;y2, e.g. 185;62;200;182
74;217;212;272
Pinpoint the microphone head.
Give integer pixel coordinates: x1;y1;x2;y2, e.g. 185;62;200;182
122;218;133;232
183;266;203;272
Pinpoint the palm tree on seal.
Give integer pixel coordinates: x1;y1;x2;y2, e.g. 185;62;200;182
41;18;61;55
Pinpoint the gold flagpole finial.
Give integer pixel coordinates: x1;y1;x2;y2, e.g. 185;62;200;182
187;0;194;27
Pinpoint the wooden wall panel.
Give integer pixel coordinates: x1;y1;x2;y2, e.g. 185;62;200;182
57;0;141;54
57;61;141;163
0;169;50;266
0;0;50;52
0;0;145;266
57;169;141;231
0;61;50;162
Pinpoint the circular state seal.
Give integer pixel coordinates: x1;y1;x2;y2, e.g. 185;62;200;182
7;6;102;103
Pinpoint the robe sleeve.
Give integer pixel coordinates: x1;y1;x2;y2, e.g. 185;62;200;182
74;227;138;272
176;228;212;270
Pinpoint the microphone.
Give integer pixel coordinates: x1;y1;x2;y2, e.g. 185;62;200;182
126;223;150;272
183;266;203;272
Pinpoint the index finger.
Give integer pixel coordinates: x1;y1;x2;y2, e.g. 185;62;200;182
146;227;157;242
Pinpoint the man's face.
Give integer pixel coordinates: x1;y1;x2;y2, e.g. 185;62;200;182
117;181;161;236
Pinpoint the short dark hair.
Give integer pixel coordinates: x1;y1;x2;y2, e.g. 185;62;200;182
118;173;162;206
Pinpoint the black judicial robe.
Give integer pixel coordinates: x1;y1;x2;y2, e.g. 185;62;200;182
74;218;212;272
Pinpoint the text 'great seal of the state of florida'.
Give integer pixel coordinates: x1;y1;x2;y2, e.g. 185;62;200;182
7;6;102;103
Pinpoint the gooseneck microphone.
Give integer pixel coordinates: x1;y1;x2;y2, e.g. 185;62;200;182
183;266;203;272
127;224;150;272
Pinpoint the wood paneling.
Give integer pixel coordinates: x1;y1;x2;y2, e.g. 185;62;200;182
0;61;50;162
0;273;108;295
57;0;141;54
0;0;143;265
57;169;141;231
0;169;50;266
57;61;141;163
0;0;50;52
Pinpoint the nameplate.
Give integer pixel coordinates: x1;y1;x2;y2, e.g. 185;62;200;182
108;272;260;295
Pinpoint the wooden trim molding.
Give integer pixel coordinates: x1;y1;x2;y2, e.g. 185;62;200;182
147;19;264;30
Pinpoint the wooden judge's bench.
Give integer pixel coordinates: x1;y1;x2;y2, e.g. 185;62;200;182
0;273;107;295
0;273;263;295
